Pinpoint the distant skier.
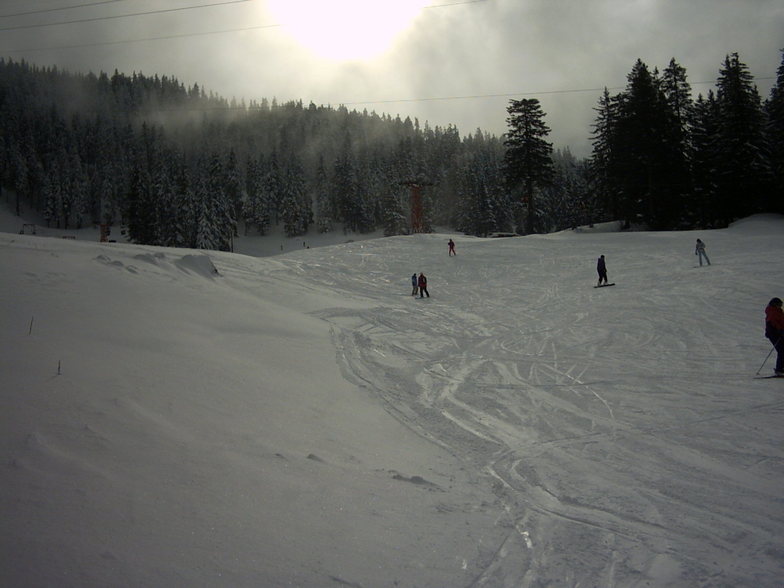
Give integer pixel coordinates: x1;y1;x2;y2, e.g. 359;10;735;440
597;254;608;286
418;272;430;298
411;273;418;296
765;297;784;376
448;239;456;256
695;239;710;266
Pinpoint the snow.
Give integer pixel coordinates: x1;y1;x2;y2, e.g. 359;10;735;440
2;202;784;587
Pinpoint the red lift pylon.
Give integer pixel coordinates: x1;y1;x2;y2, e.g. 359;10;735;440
401;180;433;234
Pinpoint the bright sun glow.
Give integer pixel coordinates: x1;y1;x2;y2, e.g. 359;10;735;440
267;0;428;61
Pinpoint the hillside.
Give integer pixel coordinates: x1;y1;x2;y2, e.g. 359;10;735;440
2;207;784;587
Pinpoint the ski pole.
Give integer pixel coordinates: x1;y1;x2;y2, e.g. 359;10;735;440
756;337;781;376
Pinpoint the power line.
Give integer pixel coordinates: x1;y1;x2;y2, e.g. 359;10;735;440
336;77;776;107
0;1;127;19
68;75;778;115
0;0;772;109
425;0;487;7
3;23;281;53
0;0;485;50
0;0;253;32
0;0;482;30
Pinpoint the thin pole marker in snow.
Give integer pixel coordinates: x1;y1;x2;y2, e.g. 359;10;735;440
28;316;34;335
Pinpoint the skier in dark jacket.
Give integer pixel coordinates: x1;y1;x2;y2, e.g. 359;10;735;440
418;273;429;298
597;255;608;286
411;273;418;296
765;297;784;376
448;239;456;256
695;239;711;266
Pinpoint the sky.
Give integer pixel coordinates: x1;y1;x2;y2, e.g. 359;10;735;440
1;0;783;157
3;199;784;586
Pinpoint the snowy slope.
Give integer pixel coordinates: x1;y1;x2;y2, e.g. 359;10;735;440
2;210;784;587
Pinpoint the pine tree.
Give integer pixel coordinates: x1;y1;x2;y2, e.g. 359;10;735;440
265;150;283;226
588;88;624;225
381;188;407;236
280;156;307;237
689;91;721;226
332;135;367;232
169;151;193;248
206;153;234;251
504;98;554;234
224;148;243;236
542;149;590;232
456;146;509;236
660;58;693;227
243;155;271;236
314;155;334;233
764;50;784;212
714;52;773;222
126;158;157;244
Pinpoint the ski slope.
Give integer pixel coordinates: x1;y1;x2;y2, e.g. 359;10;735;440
2;211;783;587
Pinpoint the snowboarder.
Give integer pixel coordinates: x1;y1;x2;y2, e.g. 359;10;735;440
597;254;608;286
411;273;418;296
765;297;784;376
418;272;430;298
448;239;456;256
695;239;710;266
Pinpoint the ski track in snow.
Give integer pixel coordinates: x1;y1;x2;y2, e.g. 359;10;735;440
224;224;784;587
4;215;784;587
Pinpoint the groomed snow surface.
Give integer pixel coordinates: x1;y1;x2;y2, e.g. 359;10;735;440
2;207;784;587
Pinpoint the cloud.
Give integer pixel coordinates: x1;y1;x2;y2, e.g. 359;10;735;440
1;0;781;157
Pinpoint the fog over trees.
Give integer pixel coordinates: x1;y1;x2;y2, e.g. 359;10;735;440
1;51;781;250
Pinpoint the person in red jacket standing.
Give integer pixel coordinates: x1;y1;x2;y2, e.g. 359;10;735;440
418;272;429;298
765;297;784;376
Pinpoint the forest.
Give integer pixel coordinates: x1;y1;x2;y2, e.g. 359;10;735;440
1;51;782;251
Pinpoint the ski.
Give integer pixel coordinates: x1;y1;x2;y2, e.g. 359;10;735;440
753;375;784;379
594;283;615;288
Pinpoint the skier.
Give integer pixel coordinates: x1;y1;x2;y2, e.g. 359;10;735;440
597;254;608;286
448;239;456;256
411;273;418;296
765;297;784;376
418;272;430;298
695;239;710;266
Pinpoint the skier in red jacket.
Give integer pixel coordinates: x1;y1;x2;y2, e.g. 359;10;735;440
418;273;429;298
765;297;784;376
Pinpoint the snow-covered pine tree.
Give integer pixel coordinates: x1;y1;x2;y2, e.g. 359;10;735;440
504;98;554;234
206;153;234;251
714;53;773;223
126;158;157;244
224;148;243;237
169;151;194;248
314;155;334;233
280;156;307;237
243;155;271;236
688;91;721;227
380;184;407;236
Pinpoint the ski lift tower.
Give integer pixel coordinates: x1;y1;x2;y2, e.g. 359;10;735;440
400;180;434;234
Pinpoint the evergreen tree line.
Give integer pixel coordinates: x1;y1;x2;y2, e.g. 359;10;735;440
0;59;519;247
1;53;781;251
589;52;784;230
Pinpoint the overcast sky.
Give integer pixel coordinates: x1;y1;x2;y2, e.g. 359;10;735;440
2;0;782;157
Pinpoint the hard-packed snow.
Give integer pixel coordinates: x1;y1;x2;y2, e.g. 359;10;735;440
2;207;783;587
